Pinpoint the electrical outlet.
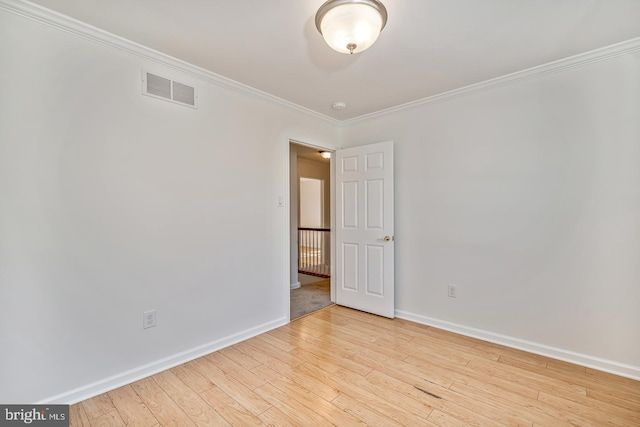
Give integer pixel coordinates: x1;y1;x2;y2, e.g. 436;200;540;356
143;309;157;329
447;284;457;298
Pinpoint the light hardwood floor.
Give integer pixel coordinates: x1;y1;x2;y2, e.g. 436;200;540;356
70;305;640;426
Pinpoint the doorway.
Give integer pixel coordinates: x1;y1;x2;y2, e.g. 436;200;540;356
289;142;333;320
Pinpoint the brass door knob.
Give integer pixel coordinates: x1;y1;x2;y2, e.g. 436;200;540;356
383;235;394;242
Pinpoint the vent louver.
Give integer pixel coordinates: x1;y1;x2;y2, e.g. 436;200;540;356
172;81;195;106
142;71;197;108
146;73;171;100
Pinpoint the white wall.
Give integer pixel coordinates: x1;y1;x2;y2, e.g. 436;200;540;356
342;50;640;374
0;8;338;403
299;178;323;228
298;158;331;228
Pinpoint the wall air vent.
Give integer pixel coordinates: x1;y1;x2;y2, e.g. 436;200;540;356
142;71;197;108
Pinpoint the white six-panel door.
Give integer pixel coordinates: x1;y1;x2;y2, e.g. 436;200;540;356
336;141;394;318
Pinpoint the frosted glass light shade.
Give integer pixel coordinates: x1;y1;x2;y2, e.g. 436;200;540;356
316;0;387;54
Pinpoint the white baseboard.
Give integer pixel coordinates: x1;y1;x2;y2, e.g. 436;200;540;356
290;281;301;290
395;310;640;381
38;316;288;404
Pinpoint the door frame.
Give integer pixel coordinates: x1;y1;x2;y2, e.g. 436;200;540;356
286;138;335;322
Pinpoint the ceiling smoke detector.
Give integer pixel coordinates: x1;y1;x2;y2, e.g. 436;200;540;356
332;101;347;111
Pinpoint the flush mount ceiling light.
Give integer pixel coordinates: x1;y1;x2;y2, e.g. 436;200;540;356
319;151;332;159
315;0;388;55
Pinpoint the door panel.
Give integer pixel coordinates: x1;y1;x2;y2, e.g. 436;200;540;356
342;243;359;291
366;179;384;229
342;181;359;228
336;141;394;318
365;244;384;296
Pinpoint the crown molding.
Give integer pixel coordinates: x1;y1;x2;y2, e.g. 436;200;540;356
341;36;640;127
0;0;340;126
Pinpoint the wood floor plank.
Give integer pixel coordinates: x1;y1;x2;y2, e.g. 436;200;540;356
449;379;577;427
331;393;407;427
199;385;263;426
498;355;640;400
395;318;486;348
89;411;126;427
537;391;638;427
545;358;587;374
391;316;435;333
444;378;549;427
543;386;640;425
578;371;640;399
292;323;409;361
68;306;638;427
289;342;373;376
218;345;262;370
130;377;196;426
170;363;215;395
353;373;435;421
401;337;473;366
254;383;334;427
352;349;456;389
252;365;317;399
314;309;416;343
278;320;326;340
427;408;498;427
294;314;374;342
366;369;533;427
204;352;266;390
257;406;298;426
253;364;366;426
585;367;640;388
287;316;349;341
190;355;272;416
470;357;588;396
292;332;358;361
368;369;521;427
303;308;352;327
152;370;231;426
298;362;432;425
264;328;307;348
276;322;323;341
107;385;157;427
253;333;296;353
586;387;640;412
490;347;551;368
251;358;341;402
403;351;540;399
81;393;116;420
69;403;91;427
298;314;380;343
406;333;502;364
321;310;423;344
234;338;304;368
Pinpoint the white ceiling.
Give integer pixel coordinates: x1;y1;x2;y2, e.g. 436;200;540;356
294;143;332;164
28;0;640;120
